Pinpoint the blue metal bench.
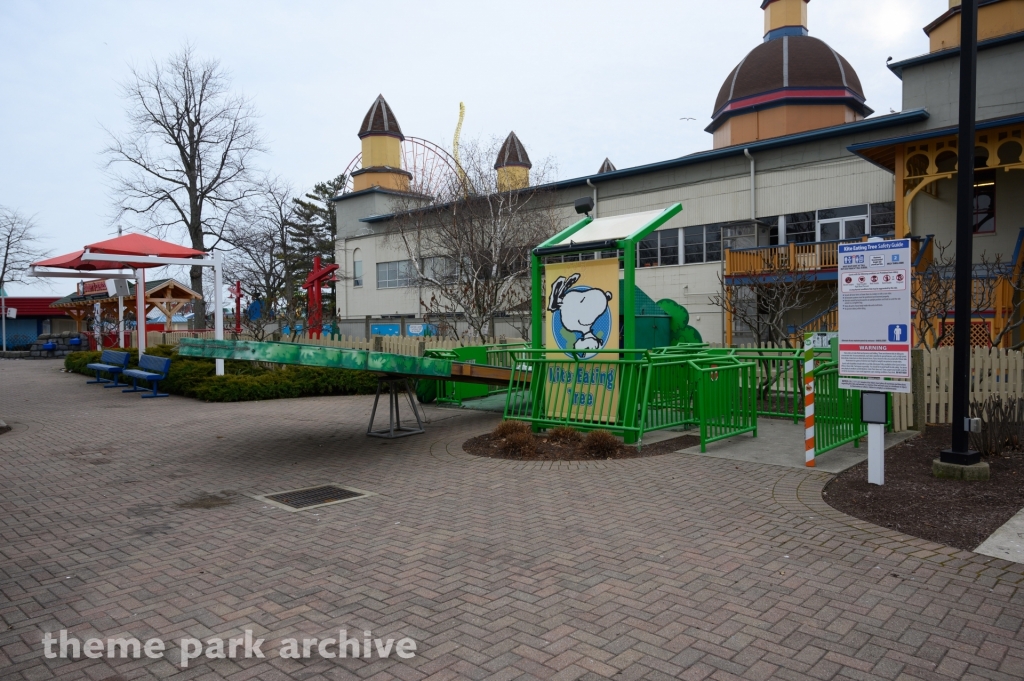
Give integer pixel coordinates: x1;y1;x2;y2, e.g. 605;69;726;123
85;350;131;388
122;354;172;398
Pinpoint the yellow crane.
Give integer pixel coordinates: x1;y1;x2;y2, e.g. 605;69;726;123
453;102;467;191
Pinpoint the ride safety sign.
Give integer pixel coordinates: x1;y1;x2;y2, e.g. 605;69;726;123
837;239;912;381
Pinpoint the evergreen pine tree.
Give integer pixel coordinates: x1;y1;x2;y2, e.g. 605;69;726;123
288;173;346;317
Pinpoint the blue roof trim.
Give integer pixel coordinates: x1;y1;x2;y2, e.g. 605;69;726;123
543;109;929;191
327;186;427;204
1011;227;1024;268
764;26;808;42
726;271;838;286
848;112;1024;158
912;235;933;269
888;30;1024;79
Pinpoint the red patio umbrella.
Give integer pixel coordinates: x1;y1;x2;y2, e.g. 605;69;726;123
85;233;204;259
32;250;99;271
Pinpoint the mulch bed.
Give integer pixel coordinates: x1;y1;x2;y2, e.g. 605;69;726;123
824;425;1024;551
462;432;700;461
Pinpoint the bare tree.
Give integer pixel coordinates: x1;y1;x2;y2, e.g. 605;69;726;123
711;266;825;348
385;138;560;340
911;239;1023;349
105;43;266;328
223;178;296;339
912;239;958;348
0;207;48;296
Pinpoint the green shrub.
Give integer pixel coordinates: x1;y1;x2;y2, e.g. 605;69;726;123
64;348;379;402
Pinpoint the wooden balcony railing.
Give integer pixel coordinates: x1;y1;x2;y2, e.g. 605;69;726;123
725;236;919;277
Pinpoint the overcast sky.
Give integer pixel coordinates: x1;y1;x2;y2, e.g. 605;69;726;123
1;0;941;295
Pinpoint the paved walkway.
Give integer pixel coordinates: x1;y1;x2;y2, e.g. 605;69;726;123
679;419;919;474
977;508;1024;564
1;358;1024;681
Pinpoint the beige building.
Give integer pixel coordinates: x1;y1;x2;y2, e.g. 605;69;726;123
333;0;1024;346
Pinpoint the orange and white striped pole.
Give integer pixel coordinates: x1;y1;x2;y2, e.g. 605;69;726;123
804;339;815;466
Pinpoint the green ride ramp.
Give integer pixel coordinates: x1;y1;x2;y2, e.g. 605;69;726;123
177;338;453;379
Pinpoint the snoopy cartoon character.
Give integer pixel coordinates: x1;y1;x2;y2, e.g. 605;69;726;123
548;273;613;357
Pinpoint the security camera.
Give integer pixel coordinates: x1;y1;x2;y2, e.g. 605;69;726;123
574;196;595;216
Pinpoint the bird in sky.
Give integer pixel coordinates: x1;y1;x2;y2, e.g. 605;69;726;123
680;117;696;121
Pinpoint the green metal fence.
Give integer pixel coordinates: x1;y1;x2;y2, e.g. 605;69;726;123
692;357;758;449
813;361;866;454
651;344;803;422
503;348;758;451
504;349;648;439
730;348;803;422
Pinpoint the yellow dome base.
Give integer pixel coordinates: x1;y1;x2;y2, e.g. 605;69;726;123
713;104;862;149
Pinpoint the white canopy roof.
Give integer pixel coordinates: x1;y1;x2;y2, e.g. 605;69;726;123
547;209;666;246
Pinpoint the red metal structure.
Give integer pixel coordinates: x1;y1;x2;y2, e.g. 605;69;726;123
228;281;243;334
302;256;339;339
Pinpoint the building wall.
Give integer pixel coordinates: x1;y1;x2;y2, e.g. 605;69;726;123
927;1;1024;53
337;232;428;318
634;262;725;342
334;148;896;345
909;169;1024;262
901;40;1024;128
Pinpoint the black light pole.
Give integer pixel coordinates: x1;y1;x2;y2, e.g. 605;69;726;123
942;0;980;466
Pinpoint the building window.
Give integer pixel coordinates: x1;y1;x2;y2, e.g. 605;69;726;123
682;225;722;264
659;229;679;265
706;225;722;262
763;216;781;245
638;229;680;267
817;204;868;241
352;249;363;287
423;256;457;283
639;233;659;267
870;202;896;237
376;260;413;288
785;212;816;244
973;170;996;234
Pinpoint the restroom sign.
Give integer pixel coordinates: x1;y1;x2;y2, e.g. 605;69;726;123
838;239;912;379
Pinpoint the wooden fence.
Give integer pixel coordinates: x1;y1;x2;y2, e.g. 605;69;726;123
922;347;1024;425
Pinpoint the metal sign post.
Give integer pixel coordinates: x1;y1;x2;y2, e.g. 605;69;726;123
862;392;888;485
838;238;913;485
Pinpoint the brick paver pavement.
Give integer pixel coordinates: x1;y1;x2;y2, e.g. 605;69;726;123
2;358;1024;681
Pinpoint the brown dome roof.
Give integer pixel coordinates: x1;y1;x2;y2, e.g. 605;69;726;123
710;36;870;131
358;95;405;140
494;131;532;169
598;158;617;174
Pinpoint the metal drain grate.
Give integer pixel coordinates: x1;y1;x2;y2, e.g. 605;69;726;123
262;485;369;511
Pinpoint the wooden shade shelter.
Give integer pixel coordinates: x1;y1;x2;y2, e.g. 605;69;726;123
49;278;202;332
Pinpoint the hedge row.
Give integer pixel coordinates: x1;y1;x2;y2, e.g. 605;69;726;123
65;346;380;402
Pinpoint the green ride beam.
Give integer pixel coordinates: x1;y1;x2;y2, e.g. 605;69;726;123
178;338;453;379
